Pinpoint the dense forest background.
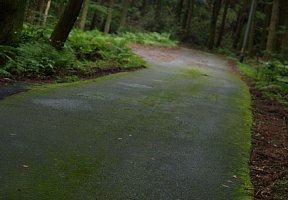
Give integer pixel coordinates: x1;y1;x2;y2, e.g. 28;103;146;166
2;0;288;53
0;0;287;80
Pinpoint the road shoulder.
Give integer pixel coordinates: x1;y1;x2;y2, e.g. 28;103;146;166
228;60;288;200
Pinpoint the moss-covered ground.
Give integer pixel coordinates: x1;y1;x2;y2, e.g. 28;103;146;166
0;48;252;199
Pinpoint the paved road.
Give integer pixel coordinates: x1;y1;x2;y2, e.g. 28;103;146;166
0;47;252;199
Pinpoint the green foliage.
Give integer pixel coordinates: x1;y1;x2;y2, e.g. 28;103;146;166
118;32;178;47
237;61;288;108
188;6;211;45
0;69;11;78
217;48;236;57
89;2;108;15
137;9;180;37
260;61;288;82
273;177;288;200
4;42;77;76
67;30;145;68
237;63;258;79
262;51;288;65
1;22;180;80
2;27;180;79
56;75;80;83
19;24;51;43
0;45;16;62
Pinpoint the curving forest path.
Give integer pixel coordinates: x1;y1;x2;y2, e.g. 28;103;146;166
0;46;253;199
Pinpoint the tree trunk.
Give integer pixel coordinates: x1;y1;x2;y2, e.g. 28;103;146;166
280;0;288;55
0;0;27;46
207;0;222;49
140;0;147;16
182;0;190;30
281;28;288;55
56;2;66;19
216;0;230;47
78;0;90;31
248;0;258;56
90;0;102;30
141;0;147;17
26;0;46;25
26;1;37;24
42;0;52;27
118;0;131;31
154;0;163;21
176;0;185;22
266;0;280;51
260;2;272;50
233;7;241;33
35;0;46;25
51;0;84;49
104;0;115;34
184;0;195;36
233;0;248;49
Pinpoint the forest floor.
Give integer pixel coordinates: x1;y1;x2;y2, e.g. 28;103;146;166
0;45;252;199
228;60;288;200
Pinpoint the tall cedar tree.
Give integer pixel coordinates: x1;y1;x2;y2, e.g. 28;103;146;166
266;0;280;51
51;0;84;49
26;0;45;24
248;0;258;56
104;0;115;33
0;0;27;45
78;0;90;31
184;0;196;36
141;0;147;16
118;0;132;31
176;0;185;22
207;0;222;49
155;0;163;22
233;0;248;49
281;0;288;55
216;0;230;47
42;0;52;27
90;0;102;30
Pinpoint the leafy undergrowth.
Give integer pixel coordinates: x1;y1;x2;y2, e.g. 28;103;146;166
237;61;288;109
118;32;178;47
273;177;288;200
217;48;288;109
0;26;177;83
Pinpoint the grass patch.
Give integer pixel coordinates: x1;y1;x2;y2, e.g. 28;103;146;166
181;68;209;78
237;63;258;79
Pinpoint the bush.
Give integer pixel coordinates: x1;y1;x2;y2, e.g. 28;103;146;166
0;45;16;64
19;24;51;44
238;60;288;107
261;61;288;82
1;25;180;80
4;42;77;76
68;30;145;67
118;32;178;47
0;69;11;78
217;48;236;57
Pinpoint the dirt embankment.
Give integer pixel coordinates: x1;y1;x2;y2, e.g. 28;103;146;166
228;60;288;200
251;89;288;200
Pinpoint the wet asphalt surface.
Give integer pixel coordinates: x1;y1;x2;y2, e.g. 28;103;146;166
0;48;252;199
0;85;26;100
